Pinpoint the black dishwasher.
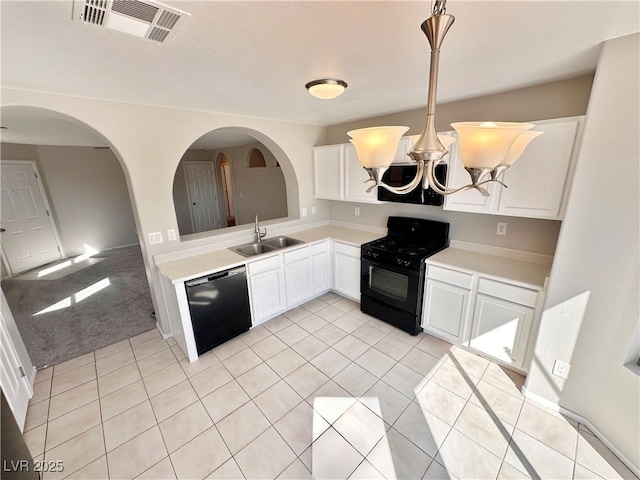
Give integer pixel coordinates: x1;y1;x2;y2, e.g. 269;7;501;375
185;266;251;356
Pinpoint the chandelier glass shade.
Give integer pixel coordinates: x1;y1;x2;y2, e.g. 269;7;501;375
347;0;542;197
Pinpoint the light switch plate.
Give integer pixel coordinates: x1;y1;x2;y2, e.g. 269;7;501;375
167;229;177;241
355;207;360;216
302;208;308;217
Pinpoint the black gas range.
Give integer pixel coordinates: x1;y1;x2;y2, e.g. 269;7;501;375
361;216;449;335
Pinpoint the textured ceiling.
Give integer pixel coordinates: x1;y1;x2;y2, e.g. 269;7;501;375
1;0;639;137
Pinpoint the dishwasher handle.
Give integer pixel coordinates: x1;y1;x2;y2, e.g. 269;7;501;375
185;266;246;288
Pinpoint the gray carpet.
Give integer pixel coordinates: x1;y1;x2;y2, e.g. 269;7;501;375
2;245;155;368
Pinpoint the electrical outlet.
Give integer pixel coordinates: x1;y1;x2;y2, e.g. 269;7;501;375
355;207;360;216
552;359;571;379
497;222;507;235
302;208;308;217
148;232;163;245
311;206;316;215
167;229;177;242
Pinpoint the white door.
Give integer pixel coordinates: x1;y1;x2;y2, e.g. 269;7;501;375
333;252;360;301
1;162;62;274
184;162;222;233
1;291;35;431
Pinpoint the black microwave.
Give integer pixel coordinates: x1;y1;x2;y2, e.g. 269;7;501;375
377;164;447;206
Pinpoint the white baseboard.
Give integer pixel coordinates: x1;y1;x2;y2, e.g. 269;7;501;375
521;386;640;478
155;322;172;340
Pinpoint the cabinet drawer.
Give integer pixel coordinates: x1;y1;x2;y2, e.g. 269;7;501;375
333;241;360;258
477;278;538;307
247;255;281;275
427;265;473;289
312;241;328;255
284;246;310;264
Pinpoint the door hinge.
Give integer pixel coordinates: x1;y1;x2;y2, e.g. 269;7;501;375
18;366;26;378
46;210;50;217
34;172;38;179
57;246;61;252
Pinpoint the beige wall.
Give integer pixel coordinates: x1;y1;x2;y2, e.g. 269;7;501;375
223;142;287;226
323;75;593;255
1;142;138;257
524;34;640;469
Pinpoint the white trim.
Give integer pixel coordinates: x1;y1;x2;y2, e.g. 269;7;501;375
0;160;66;272
521;386;640;478
155;322;171;339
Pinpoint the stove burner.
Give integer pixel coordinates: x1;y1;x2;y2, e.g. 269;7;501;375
398;246;429;257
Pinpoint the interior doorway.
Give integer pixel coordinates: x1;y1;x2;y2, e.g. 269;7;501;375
1;161;64;275
184;161;222;233
217;153;236;227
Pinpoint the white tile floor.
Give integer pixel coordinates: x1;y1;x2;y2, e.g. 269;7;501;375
24;292;637;480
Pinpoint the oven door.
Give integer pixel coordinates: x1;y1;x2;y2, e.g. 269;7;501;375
361;258;421;314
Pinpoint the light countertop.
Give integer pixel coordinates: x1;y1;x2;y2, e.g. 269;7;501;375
427;247;550;290
156;225;382;284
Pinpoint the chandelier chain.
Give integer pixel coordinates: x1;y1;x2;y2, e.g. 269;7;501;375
432;0;447;15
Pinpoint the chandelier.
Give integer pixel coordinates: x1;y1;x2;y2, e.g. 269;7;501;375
347;1;542;197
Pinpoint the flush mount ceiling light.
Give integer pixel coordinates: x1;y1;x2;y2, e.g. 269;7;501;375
348;0;542;197
306;79;348;100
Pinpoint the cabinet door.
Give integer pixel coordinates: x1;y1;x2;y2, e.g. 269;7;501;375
392;137;413;164
332;252;360;301
314;145;343;200
497;118;580;219
312;251;331;295
443;139;499;213
248;268;286;325
422;279;470;344
343;144;380;204
284;258;313;308
469;294;534;366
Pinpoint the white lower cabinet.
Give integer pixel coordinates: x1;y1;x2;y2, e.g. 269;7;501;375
423;279;471;344
469;294;534;366
311;241;331;295
422;263;541;371
284;246;313;307
248;242;332;325
248;256;286;326
332;241;360;301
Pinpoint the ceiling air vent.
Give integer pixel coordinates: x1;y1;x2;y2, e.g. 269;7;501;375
77;0;190;44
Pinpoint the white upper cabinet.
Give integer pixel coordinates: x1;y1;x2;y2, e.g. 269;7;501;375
314;139;417;204
496;118;581;219
313;145;344;200
444;116;583;220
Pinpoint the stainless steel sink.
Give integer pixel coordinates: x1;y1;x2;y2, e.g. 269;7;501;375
230;236;304;257
263;236;304;248
231;242;277;257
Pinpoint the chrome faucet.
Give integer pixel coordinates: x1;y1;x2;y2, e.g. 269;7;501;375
254;215;267;243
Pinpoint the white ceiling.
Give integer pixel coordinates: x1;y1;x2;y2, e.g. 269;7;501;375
1;0;638;146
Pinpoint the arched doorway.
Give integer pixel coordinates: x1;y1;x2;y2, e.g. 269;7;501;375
0;107;156;368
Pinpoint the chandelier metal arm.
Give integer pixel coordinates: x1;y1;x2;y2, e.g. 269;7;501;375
364;162;425;194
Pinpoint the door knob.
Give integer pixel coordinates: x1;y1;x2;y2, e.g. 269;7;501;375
0;228;5;233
